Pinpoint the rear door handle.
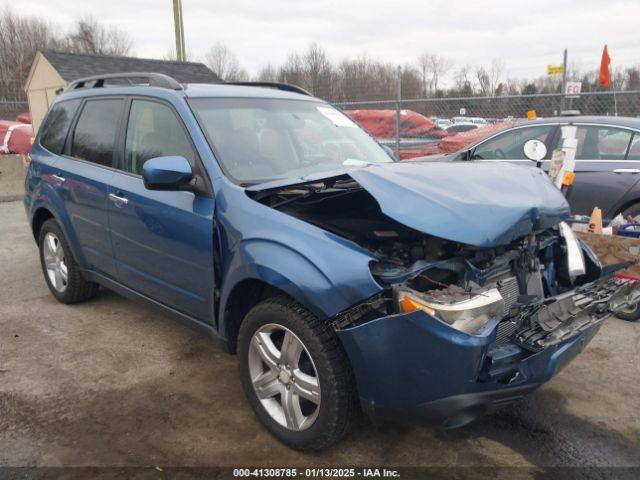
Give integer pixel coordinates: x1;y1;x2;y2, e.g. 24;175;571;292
52;174;65;183
613;169;640;174
108;193;129;205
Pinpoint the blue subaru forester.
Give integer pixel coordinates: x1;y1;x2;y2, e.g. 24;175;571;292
25;73;640;450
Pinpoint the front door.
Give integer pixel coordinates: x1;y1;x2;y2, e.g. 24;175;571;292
107;98;215;321
469;124;557;169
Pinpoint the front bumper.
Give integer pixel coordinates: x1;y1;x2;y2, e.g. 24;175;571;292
336;277;638;428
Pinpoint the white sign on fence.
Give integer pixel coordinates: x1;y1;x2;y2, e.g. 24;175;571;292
565;82;582;98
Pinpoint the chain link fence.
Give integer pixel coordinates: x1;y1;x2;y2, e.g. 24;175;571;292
331;88;640;159
2;86;640;160
0;100;28;121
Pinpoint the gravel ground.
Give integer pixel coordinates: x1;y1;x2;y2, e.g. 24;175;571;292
1;200;639;476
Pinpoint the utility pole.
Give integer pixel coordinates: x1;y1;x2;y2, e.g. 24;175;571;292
559;48;568;113
173;0;186;62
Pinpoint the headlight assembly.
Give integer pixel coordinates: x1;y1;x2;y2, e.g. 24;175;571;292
397;288;505;334
559;221;586;281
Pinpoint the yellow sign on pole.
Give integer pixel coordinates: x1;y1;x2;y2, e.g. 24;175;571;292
547;64;564;75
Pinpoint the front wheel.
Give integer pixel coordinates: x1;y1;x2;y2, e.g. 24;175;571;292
237;296;357;451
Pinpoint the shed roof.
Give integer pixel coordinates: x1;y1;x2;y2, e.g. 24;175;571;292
40;50;220;84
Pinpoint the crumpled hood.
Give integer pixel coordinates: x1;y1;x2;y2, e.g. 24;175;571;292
348;161;569;247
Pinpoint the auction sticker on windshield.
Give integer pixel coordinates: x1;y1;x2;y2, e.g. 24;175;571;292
317;106;357;127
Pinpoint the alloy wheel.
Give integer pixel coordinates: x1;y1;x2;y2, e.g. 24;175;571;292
248;323;321;431
43;232;68;293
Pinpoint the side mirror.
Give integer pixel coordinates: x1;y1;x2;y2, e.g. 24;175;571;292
142;156;193;190
523;139;547;162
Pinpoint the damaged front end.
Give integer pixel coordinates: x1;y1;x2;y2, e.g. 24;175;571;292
248;163;640;427
370;226;640;353
335;228;639;426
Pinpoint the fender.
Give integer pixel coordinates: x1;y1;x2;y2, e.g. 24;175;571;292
218;237;382;339
29;181;88;269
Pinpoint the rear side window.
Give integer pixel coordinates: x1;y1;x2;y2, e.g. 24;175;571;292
123;99;196;175
575;126;632;160
39;99;81;154
71;98;124;167
628;134;640;160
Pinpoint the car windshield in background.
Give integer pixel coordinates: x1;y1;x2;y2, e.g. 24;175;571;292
190;98;393;184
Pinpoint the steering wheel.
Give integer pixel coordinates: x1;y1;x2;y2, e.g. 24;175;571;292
494;148;506;159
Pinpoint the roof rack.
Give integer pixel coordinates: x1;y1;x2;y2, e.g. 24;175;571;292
66;72;183;91
226;81;312;96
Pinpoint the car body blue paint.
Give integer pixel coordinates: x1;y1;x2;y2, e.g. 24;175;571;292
24;144;89;267
348;161;570;247
337;308;601;423
24;82;603;428
54;156;117;277
337;310;498;407
107;172;216;321
248;160;570;248
212;182;382;326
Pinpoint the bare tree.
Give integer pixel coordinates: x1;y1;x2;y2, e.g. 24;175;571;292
255;63;277;82
625;66;640;91
417;53;453;96
300;43;333;96
400;64;422;99
337;55;396;102
430;54;453;93
64;16;132;56
487;58;504;95
0;7;63;100
204;43;248;82
453;64;474;95
417;53;430;97
475;66;491;96
474;59;503;96
277;52;305;88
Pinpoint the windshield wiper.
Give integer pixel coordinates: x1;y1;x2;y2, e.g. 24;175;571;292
261;179;362;209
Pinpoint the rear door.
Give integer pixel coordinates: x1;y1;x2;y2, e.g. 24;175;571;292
33;98;82;204
54;97;125;278
107;97;215;321
564;125;637;216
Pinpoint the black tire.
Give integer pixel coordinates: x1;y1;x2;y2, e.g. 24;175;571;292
615;303;640;322
237;295;357;451
38;219;99;304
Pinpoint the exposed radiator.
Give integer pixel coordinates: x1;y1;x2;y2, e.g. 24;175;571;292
495;276;520;344
497;276;519;315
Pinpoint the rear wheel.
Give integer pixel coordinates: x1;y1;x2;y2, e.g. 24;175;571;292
38;219;99;303
237;296;357;451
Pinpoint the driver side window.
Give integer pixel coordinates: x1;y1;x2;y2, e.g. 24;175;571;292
124;100;196;175
472;126;554;160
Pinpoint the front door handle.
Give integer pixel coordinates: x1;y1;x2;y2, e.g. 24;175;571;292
613;169;640;174
108;193;129;205
52;174;66;183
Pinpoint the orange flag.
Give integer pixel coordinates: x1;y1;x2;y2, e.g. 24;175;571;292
599;45;611;87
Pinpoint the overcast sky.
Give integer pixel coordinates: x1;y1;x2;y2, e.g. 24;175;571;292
6;0;640;85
